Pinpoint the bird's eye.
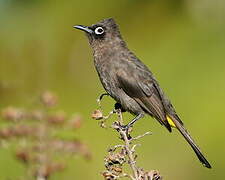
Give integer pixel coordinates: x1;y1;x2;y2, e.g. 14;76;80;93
94;27;104;35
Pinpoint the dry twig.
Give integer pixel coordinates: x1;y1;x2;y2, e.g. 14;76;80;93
92;96;162;180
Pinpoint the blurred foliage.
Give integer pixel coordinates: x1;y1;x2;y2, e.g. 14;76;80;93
0;91;89;179
0;0;225;179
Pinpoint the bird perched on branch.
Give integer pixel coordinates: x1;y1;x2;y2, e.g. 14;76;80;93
74;18;211;168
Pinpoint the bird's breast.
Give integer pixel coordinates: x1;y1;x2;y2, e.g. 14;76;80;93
94;56;120;96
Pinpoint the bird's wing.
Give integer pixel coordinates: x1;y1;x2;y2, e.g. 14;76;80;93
117;58;211;168
116;66;172;132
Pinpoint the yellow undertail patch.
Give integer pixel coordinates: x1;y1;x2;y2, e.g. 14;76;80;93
166;115;176;128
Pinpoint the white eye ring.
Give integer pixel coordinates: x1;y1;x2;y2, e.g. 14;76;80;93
94;27;104;35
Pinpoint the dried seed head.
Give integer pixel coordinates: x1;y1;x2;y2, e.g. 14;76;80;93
47;111;66;124
0;128;13;138
69;115;82;129
102;171;117;180
104;151;126;171
13;125;37;137
40;91;58;107
50;140;91;160
16;150;30;164
143;170;162;180
1;107;25;122
111;166;122;174
91;109;103;120
35;162;66;179
30;110;45;121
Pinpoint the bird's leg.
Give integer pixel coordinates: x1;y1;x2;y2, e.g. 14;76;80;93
116;113;144;140
124;113;145;130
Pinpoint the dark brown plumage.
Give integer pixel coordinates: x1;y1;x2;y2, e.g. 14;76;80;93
74;18;211;168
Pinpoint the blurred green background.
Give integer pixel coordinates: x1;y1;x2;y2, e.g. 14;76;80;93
1;0;225;179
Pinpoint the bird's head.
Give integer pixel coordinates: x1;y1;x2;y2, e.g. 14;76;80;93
74;18;126;49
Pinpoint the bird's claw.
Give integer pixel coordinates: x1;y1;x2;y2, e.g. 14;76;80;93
117;124;128;131
118;124;132;140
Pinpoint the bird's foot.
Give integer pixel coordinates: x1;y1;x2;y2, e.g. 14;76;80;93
118;124;132;140
118;124;129;131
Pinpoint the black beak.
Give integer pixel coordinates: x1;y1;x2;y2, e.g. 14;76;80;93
73;25;93;34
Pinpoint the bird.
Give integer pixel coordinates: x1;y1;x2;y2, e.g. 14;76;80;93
74;18;211;168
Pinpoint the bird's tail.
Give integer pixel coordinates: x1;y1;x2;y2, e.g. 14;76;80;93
167;115;212;168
